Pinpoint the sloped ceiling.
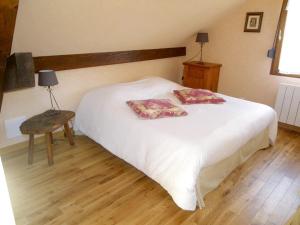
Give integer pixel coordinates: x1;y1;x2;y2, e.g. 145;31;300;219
12;0;247;56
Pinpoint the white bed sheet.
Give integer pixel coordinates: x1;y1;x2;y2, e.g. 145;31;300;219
74;77;277;210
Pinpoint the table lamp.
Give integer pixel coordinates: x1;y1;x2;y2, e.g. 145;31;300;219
196;33;209;63
38;70;60;114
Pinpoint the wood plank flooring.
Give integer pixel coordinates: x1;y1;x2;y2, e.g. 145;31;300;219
1;128;300;225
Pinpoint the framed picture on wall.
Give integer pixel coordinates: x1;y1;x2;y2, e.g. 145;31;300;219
244;12;264;32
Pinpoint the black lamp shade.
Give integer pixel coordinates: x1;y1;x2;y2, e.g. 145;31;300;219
196;33;209;43
38;70;58;86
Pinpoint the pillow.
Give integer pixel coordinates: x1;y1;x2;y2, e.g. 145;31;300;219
173;89;225;104
126;99;188;119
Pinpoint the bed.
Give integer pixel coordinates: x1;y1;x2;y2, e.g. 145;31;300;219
74;77;277;211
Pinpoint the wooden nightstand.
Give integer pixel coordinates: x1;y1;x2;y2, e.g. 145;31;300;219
182;61;222;92
20;110;75;166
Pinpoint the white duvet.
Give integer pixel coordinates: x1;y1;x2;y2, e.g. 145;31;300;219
75;77;277;210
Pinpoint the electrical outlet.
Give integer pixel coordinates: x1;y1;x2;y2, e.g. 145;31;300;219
4;116;27;139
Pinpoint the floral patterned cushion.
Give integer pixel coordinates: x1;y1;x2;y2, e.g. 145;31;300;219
173;89;225;104
126;99;188;119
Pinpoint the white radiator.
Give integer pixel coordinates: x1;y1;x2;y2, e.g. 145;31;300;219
275;83;300;126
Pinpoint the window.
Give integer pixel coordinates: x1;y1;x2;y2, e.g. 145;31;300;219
271;0;300;77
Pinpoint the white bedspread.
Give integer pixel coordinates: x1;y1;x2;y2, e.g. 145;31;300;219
75;77;277;210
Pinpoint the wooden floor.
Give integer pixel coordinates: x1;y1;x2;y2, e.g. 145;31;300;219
1;128;300;225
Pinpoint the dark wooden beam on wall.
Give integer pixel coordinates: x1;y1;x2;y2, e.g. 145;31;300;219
0;0;19;110
34;47;186;72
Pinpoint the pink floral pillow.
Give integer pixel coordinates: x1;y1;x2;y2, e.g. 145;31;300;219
173;89;225;104
126;99;188;119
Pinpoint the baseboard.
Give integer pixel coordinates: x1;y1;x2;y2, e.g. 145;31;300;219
278;122;300;133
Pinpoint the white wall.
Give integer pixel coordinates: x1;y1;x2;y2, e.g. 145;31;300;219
187;0;300;106
12;0;246;56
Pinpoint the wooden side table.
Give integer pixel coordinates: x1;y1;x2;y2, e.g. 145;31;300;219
20;110;75;166
182;61;222;92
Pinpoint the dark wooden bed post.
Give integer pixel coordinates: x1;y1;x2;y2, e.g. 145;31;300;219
0;0;19;111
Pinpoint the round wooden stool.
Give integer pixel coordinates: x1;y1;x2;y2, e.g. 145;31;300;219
20;110;75;166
